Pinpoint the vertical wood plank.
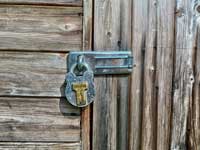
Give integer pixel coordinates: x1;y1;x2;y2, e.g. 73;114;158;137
81;0;93;149
188;25;200;150
156;0;175;149
92;0;131;149
129;0;147;149
93;0;119;149
141;0;157;150
117;0;132;150
171;0;197;149
93;77;117;150
83;0;93;51
81;107;91;150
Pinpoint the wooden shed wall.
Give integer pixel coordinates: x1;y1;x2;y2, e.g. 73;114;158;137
0;1;83;149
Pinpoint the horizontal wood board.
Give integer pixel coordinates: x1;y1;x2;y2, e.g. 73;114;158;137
0;52;68;97
0;0;82;6
0;142;80;150
0;5;82;52
0;97;80;142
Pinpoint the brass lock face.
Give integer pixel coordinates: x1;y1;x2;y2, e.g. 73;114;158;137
72;82;88;105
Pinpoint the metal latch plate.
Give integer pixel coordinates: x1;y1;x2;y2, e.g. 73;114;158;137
67;51;133;75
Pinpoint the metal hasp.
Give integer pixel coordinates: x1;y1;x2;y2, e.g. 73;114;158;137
67;51;133;75
65;51;133;107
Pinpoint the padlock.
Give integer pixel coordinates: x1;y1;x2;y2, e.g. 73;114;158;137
65;57;95;107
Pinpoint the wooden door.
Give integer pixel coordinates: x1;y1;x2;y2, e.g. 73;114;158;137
83;0;200;150
90;0;200;150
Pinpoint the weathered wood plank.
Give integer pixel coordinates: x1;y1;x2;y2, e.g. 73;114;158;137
81;0;93;149
93;0;131;149
116;0;131;150
156;0;175;149
81;106;91;150
129;0;147;150
0;142;80;150
188;25;200;150
93;77;117;150
117;77;129;150
0;97;80;142
171;0;196;149
82;0;92;51
140;0;156;150
0;52;67;97
0;0;82;6
93;0;121;149
0;5;82;52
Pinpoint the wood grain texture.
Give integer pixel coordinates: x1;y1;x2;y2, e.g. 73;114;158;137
93;0;132;149
81;0;93;149
93;0;121;149
82;0;92;51
188;25;200;150
0;142;80;150
171;0;196;149
140;0;156;150
117;0;131;150
0;52;67;97
156;0;174;149
93;77;117;150
0;0;82;6
81;106;91;150
0;5;82;52
0;97;80;142
129;0;147;149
